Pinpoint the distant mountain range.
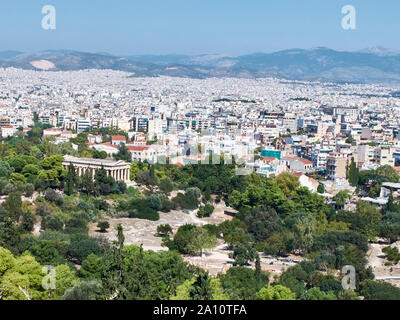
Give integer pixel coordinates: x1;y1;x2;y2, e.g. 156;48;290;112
2;47;400;83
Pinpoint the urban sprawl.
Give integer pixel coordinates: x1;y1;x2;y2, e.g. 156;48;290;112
2;67;400;300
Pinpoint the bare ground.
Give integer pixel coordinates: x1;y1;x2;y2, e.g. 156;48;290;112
367;240;400;287
88;202;303;277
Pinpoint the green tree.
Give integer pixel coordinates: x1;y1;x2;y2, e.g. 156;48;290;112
243;206;282;242
0;253;46;300
52;264;80;299
229;243;257;266
256;285;296;300
275;172;300;197
187;227;218;257
0;218;22;254
333;190;351;210
210;278;229;300
0;247;15;276
382;246;400;265
184;187;202;210
3;192;23;222
67;238;101;264
79;169;94;195
303;287;337;300
190;269;212;300
62;280;103;300
41;215;64;231
80;254;103;279
159;177;174;194
114;144;132;163
97;221;110;233
286;212;314;254
0;161;14;178
197;204;215;218
348;157;359;187
170;278;195;300
360;280;400;300
157;224;173;237
356;200;382;239
219;266;269;300
64;163;78;196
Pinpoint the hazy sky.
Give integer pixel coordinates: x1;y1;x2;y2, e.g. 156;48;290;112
0;0;399;56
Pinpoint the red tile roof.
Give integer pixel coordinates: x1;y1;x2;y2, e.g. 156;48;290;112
127;146;149;152
283;156;312;165
262;157;278;162
111;135;126;141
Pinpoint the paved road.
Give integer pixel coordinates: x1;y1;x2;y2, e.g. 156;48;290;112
376;276;400;280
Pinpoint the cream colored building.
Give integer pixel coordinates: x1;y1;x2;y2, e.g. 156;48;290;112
62;155;131;182
326;152;347;181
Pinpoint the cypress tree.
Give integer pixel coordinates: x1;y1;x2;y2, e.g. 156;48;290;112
348;157;359;187
65;163;77;196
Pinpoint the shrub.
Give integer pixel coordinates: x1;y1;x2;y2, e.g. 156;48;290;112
157;224;173;237
41;215;64;231
197;204;215;218
97;221;110;233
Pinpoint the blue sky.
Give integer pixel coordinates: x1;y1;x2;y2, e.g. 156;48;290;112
0;0;398;55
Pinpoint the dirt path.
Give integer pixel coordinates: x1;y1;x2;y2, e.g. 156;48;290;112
367;241;400;287
367;243;384;270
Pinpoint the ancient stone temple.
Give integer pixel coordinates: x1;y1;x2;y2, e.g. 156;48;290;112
62;155;131;182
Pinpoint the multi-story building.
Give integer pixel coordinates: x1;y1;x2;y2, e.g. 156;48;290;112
130;117;149;132
326;153;347;181
283;113;298;133
77;118;91;133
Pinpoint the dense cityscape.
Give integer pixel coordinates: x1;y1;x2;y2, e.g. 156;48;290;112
1;65;400;301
